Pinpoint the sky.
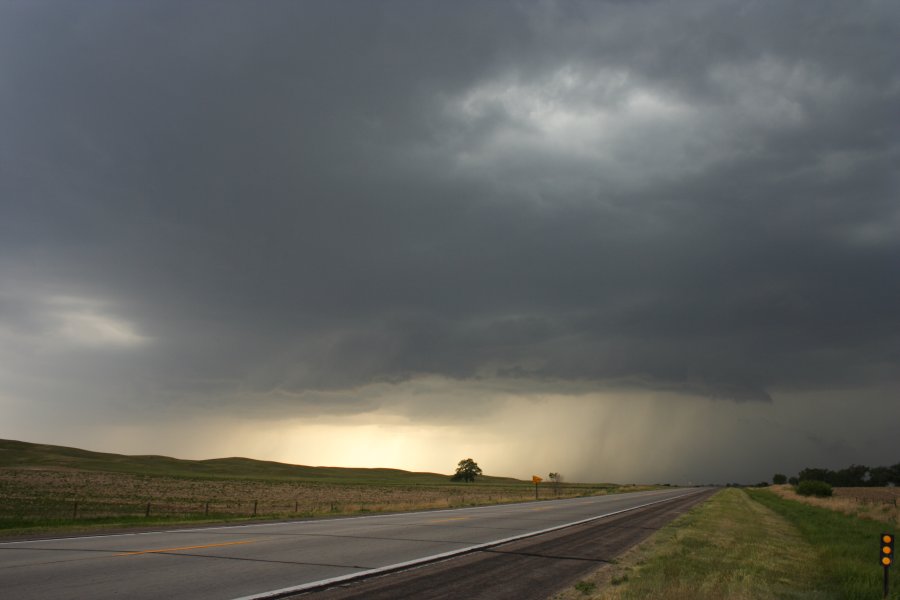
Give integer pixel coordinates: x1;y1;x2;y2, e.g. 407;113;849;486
1;1;898;485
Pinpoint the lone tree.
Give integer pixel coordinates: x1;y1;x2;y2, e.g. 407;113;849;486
772;473;787;485
452;458;483;482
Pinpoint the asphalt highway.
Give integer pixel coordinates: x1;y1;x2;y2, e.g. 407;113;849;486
305;488;714;600
0;487;704;600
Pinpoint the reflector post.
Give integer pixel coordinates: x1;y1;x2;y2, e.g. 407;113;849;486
882;533;894;599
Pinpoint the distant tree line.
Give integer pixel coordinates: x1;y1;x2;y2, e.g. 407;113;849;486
773;463;900;487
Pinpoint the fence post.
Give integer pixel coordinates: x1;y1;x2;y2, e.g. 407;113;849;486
205;501;209;516
145;502;151;517
72;501;78;519
253;500;258;517
294;500;298;513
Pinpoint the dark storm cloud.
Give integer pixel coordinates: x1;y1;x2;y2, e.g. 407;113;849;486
1;0;899;414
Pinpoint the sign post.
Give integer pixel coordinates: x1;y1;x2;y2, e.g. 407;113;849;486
532;475;543;500
882;533;894;599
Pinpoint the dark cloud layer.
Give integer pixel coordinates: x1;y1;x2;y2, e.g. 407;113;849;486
1;1;899;471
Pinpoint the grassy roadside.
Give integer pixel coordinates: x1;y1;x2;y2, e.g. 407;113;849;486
0;494;550;539
0;466;658;538
1;438;642;537
748;489;899;600
0;487;665;540
554;488;831;599
0;484;658;539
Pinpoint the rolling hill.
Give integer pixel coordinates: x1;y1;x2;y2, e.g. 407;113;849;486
0;438;524;485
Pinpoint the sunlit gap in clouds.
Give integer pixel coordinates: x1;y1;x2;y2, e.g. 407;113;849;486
2;372;896;486
199;387;900;486
0;287;151;351
45;296;150;348
100;389;735;484
446;66;697;190
11;380;762;484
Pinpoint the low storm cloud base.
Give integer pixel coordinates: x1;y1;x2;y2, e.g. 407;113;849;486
1;1;898;483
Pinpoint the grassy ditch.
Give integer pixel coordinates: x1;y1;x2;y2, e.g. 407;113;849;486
559;487;900;599
748;488;899;600
556;488;831;600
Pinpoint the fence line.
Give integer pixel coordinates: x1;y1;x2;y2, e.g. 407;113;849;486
0;486;607;523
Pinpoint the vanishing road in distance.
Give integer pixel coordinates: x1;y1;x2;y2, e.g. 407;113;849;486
0;487;707;600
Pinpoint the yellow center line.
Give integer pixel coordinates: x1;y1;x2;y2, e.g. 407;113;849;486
427;517;471;524
115;539;259;557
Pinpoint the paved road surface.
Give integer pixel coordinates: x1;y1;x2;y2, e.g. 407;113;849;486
0;487;705;600
304;488;714;600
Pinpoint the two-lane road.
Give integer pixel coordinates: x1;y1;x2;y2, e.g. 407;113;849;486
0;487;705;600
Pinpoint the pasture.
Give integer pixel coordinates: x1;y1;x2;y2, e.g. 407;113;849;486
767;483;900;527
0;439;636;535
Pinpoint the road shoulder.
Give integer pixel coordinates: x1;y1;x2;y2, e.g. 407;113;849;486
300;490;711;600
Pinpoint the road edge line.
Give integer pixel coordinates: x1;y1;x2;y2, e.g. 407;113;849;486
230;488;707;600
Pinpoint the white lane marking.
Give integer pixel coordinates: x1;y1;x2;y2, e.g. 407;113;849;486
230;489;707;600
0;487;692;546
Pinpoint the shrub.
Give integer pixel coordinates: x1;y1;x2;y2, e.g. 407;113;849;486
772;473;787;485
795;480;833;497
574;581;597;594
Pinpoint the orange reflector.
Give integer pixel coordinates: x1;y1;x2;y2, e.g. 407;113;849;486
885;546;894;554
884;535;894;544
884;557;892;566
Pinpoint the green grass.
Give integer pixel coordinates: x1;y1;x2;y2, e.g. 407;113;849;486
748;488;899;600
0;438;639;537
575;581;598;595
559;488;832;600
558;488;899;600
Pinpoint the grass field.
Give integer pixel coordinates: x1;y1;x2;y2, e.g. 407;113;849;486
558;487;900;600
750;489;899;600
0;439;640;536
767;484;900;528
